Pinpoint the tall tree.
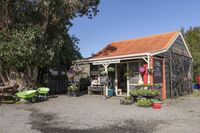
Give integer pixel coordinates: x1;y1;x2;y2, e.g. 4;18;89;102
0;0;100;89
184;27;200;78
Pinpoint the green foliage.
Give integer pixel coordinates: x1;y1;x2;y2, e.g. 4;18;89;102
99;66;115;76
120;96;133;105
129;89;159;96
0;0;100;88
0;25;52;71
68;85;78;92
124;70;133;77
129;89;138;96
136;98;152;107
147;67;154;74
184;27;200;77
125;96;132;101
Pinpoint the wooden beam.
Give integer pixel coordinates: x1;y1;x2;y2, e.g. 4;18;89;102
162;59;167;100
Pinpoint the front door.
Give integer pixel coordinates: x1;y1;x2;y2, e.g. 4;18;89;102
117;63;127;94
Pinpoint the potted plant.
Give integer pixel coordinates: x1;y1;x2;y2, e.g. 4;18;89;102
71;85;79;97
120;96;133;105
192;82;199;89
124;70;133;77
136;98;153;107
67;86;73;96
129;89;138;102
132;88;159;99
68;85;79;97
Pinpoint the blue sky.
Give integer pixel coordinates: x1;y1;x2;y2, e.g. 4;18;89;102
69;0;200;58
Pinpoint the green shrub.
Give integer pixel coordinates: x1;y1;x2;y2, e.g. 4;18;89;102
148;89;159;96
129;89;138;96
129;88;159;96
136;98;152;107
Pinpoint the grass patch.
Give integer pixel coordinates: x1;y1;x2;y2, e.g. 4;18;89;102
190;89;200;97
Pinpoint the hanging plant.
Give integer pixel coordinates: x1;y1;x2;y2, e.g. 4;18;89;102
147;67;154;74
124;70;133;77
99;66;115;76
139;66;145;74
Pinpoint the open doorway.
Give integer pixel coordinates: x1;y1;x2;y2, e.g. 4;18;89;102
117;63;127;95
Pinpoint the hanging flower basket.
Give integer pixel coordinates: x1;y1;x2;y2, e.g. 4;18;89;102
147;68;154;74
139;66;145;74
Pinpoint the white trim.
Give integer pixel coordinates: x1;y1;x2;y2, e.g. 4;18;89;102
118;56;147;61
179;33;193;58
89;53;151;61
92;59;120;65
143;57;148;64
115;64;118;96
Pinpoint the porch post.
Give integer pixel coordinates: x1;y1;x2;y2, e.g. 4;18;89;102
147;54;150;84
102;63;109;96
127;62;130;96
115;64;118;96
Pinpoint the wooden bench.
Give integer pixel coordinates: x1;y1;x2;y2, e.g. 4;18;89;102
0;85;19;105
88;86;104;95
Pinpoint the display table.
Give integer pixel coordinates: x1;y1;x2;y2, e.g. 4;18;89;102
88;86;104;95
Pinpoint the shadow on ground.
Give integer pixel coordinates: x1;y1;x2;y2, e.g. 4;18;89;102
29;109;160;133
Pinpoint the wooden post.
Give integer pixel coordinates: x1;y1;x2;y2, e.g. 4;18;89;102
169;57;173;98
162;59;167;100
150;57;154;84
147;54;150;84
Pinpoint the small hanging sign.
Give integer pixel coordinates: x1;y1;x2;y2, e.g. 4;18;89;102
92;59;120;65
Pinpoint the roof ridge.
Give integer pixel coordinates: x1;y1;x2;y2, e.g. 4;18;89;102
111;31;180;44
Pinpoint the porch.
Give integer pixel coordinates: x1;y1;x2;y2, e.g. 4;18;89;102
76;54;166;99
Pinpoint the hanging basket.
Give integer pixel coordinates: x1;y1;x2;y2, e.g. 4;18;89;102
139;66;145;74
147;68;154;74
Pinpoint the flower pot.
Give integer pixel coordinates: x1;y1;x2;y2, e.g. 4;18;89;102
196;76;200;85
192;84;199;89
152;102;162;109
72;92;79;97
67;92;72;97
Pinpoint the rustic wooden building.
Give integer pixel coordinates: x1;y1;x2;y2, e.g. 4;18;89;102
75;31;193;99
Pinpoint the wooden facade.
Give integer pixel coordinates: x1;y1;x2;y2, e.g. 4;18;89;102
157;35;192;98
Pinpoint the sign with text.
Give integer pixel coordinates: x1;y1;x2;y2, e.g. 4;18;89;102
92;59;120;65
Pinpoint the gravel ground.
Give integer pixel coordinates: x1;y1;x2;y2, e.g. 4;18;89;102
1;93;200;133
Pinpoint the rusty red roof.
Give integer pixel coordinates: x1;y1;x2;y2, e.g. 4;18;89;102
93;31;179;59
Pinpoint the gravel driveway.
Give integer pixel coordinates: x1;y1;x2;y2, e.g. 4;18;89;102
1;93;200;133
